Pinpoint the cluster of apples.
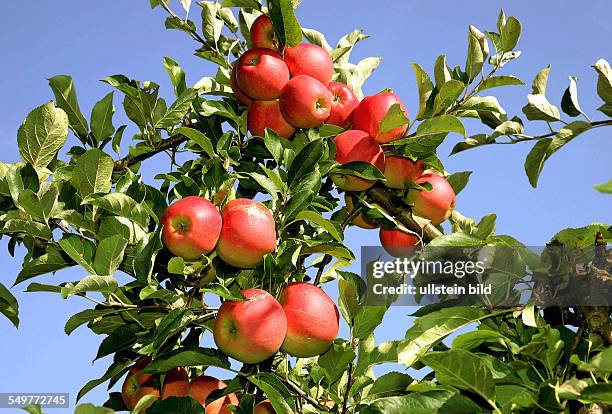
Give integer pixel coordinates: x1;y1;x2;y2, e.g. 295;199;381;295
232;14;359;139
160;196;277;269
122;359;276;413
214;283;339;363
329;91;457;254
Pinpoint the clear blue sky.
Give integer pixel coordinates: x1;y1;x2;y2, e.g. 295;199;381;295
0;1;610;412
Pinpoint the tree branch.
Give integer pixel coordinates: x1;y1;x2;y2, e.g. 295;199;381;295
113;133;188;172
365;187;444;243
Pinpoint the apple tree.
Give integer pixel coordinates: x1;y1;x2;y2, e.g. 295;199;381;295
1;1;611;413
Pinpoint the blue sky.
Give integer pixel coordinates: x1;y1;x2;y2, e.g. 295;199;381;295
0;0;610;412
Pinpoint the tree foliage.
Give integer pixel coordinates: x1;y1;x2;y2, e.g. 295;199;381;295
0;1;610;413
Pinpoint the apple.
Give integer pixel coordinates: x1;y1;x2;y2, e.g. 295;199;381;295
236;48;289;100
214;288;287;364
161;196;222;261
352;92;409;143
344;194;379;229
379;227;420;256
161;367;190;399
247;99;296;139
331;129;385;191
383;156;426;189
250;15;276;50
326;81;359;128
283;43;333;85
230;66;253;106
279;75;332;129
216;199;277;268
280;282;339;357
190;375;239;414
254;400;275;414
406;173;456;225
122;358;160;411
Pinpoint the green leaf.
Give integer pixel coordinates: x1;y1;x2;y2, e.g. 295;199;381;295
465;25;488;82
163;57;187;97
446;171;472;195
500;16;521;52
458;96;505;115
524;121;591;187
62;275;118;298
176;127;214;158
597;102;612;117
360;389;458;414
0;218;52;240
132;231;163;282
167;256;185;274
247;373;295;414
577;347;612;373
94;235;128;276
366;372;412;399
353;306;387;340
593;179;612;194
48;75;89;138
294;210;342;242
77;360;133;401
154;88;198;129
74;403;116;414
318;340;356;382
387;133;446;158
417;115;465;137
221;0;260;8
147;397;204;414
82;193;149;228
398;307;503;367
65;308;122;335
433;55;452;87
302;27;331;51
531;65;551;95
580;384;612;404
144;347;230;372
17;101;69;169
267;0;302;48
95;324;141;360
200;2;224;44
71;149;114;197
452;330;505;350
25;283;63;293
59;235;97;275
411;63;435;120
287;139;323;186
332;161;386;181
91;92;115;142
112;125;127;156
478;75;524;91
16;248;71;286
380;103;410;134
593;58;612;104
0;282;19;328
561;76;584;117
421;350;495;405
433;80;464;115
201;283;246;301
522;94;560;122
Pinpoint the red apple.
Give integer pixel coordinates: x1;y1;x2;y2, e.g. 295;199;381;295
254;400;275;414
280;282;339;358
250;15;276;50
379;227;420;256
122;358;160;411
213;288;287;364
345;194;379;229
326;82;359;128
331;129;385;191
247;100;295;139
161;367;190;399
406;173;456;225
236;48;289;100
383;156;426;189
230;66;253;106
352;92;409;143
216;199;277;268
283;43;333;85
161;196;222;261
190;376;239;414
279;75;332;129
